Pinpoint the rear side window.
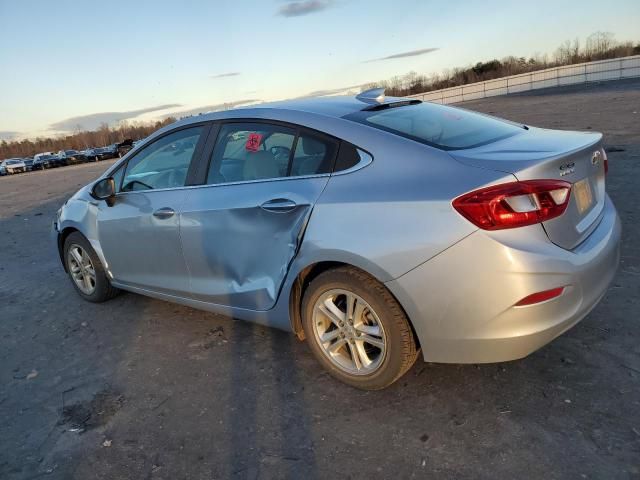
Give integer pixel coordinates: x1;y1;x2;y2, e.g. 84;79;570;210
207;123;296;184
334;142;362;171
206;123;339;184
345;102;522;150
290;133;338;176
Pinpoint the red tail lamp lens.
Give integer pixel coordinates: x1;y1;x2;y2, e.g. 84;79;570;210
515;287;565;306
453;180;572;230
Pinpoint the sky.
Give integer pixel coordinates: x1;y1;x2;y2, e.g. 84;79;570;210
0;0;638;140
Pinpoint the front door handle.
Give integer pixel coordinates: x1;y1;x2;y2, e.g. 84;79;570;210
153;207;175;219
260;198;297;213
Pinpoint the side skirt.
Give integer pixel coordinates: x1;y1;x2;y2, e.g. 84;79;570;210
111;281;293;332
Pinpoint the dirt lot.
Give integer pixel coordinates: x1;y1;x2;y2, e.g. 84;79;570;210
1;79;639;479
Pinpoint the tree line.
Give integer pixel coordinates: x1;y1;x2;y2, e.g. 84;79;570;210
0;118;176;160
376;32;640;96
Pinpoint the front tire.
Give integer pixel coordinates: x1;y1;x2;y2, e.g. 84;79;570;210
64;232;119;303
301;267;419;390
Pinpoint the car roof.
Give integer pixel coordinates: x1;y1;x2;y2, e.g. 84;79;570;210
133;91;423;154
178;92;416;125
245;96;377;117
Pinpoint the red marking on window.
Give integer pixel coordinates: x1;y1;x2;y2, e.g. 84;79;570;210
245;133;262;152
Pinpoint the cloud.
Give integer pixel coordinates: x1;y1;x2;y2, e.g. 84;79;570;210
277;0;332;17
209;72;241;79
363;47;439;63
169;99;261;118
49;104;182;132
0;131;20;141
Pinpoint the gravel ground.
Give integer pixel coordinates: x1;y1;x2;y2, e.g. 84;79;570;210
1;79;639;480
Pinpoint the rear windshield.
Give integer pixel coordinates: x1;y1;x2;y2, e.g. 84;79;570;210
345;102;523;150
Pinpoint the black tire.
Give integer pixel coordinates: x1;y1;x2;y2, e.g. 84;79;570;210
63;232;119;303
301;266;419;390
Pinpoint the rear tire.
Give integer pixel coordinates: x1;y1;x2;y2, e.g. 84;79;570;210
64;232;119;303
301;266;419;390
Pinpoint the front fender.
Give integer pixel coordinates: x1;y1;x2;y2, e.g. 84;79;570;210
55;193;107;271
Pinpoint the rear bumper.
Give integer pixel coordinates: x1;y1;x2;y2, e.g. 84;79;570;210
386;195;621;363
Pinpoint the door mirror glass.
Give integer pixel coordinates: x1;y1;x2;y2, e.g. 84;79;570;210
91;177;116;204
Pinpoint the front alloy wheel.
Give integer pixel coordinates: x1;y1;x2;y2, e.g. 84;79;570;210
67;245;96;295
63;231;119;303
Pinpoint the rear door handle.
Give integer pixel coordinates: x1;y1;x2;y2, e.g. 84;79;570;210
153;207;175;219
260;198;297;213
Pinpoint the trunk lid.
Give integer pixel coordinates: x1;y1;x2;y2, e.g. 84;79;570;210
450;127;605;250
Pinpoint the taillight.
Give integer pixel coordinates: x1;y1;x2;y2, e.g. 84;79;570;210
452;180;572;230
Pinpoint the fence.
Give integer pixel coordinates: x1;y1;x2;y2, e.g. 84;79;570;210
407;55;640;104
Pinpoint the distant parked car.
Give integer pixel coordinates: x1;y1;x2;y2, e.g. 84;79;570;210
93;147;117;160
115;139;133;157
102;144;119;159
81;149;99;162
23;158;35;171
1;158;27;174
57;150;85;165
33;154;56;169
93;147;108;160
0;164;6;175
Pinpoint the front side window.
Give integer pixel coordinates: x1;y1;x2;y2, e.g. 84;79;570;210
207;123;295;184
111;164;125;193
121;126;203;192
345;102;523;150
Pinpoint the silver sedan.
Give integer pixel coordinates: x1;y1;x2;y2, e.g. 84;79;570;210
54;89;621;389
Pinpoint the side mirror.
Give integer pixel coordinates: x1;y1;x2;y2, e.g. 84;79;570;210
91;177;116;207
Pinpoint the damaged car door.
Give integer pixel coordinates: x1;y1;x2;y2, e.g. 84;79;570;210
179;121;338;310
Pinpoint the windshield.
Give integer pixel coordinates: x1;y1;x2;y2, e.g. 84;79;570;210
345;102;523;150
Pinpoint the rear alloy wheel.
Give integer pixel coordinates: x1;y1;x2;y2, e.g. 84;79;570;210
64;232;119;303
302;267;419;390
312;289;387;375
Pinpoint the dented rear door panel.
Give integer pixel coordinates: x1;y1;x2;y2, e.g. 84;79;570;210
179;177;329;310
